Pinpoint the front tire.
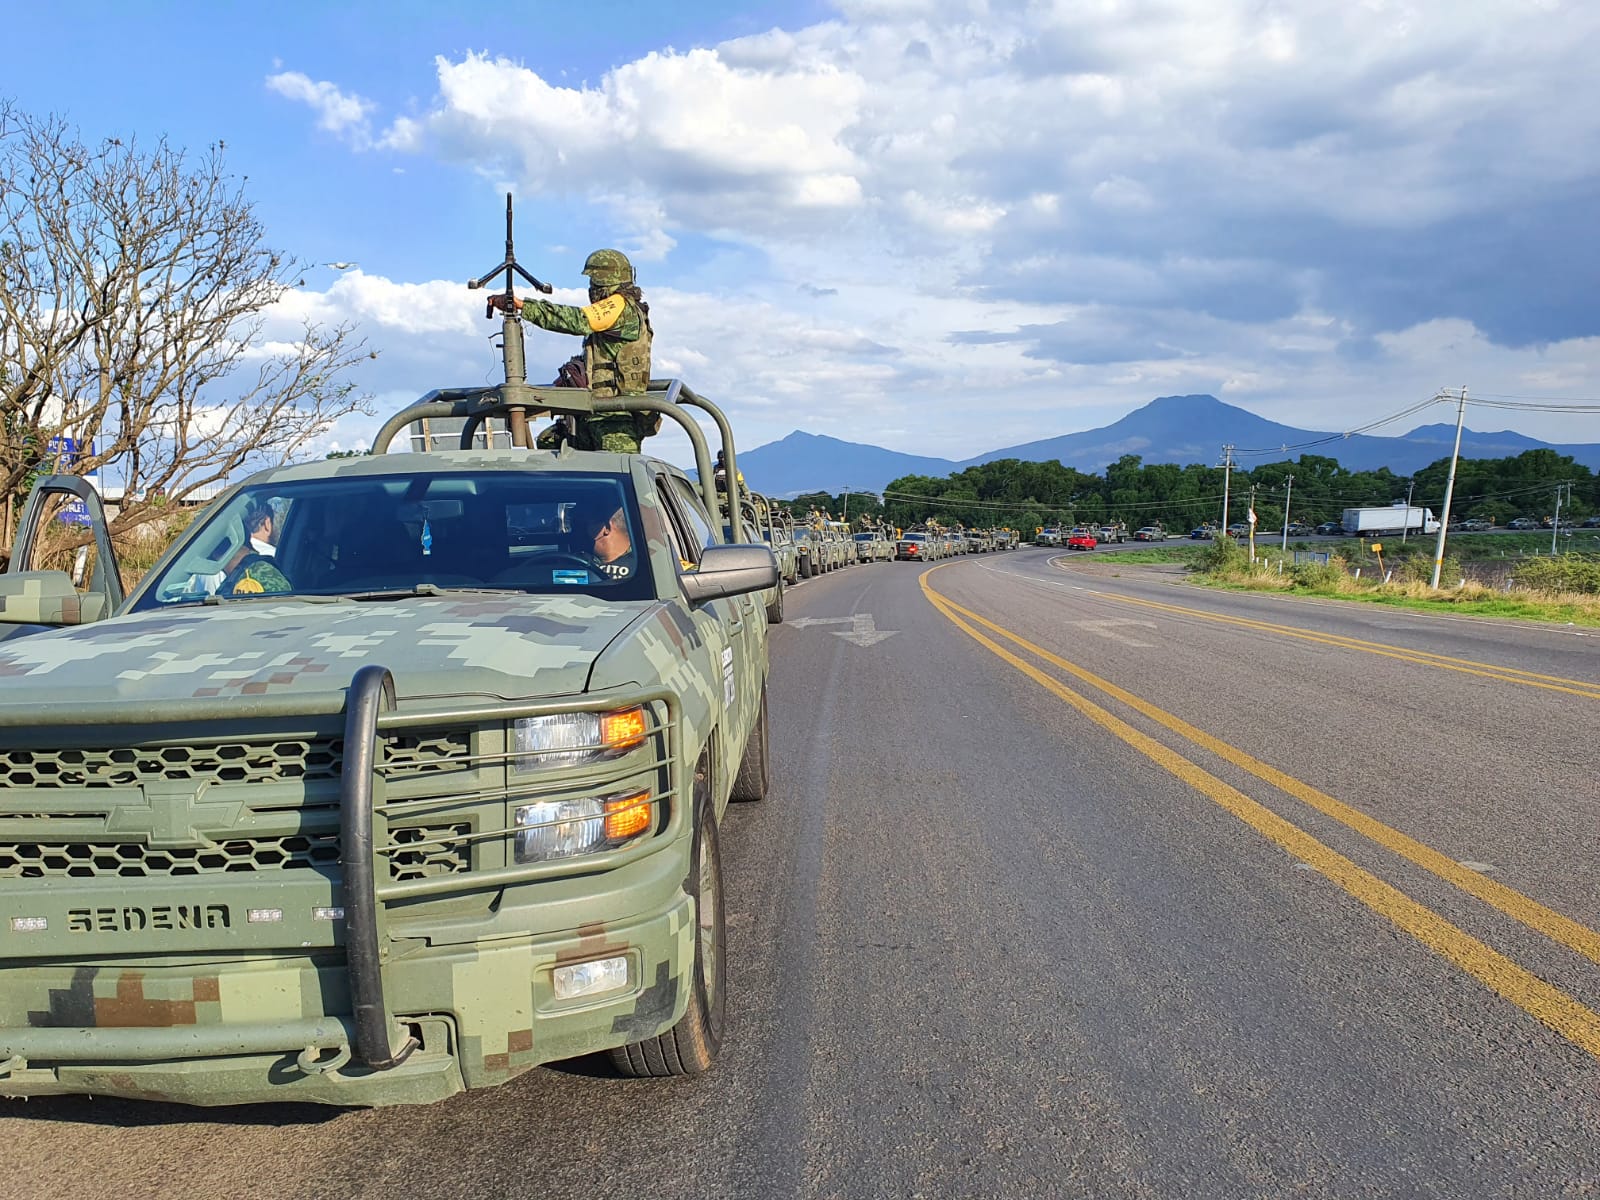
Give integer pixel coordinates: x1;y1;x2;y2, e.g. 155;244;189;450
765;581;784;624
609;779;726;1076
731;684;771;802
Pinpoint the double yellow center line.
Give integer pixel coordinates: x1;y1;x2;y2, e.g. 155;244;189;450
1081;588;1600;700
921;567;1600;1060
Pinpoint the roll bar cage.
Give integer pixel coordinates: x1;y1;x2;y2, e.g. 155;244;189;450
369;378;747;543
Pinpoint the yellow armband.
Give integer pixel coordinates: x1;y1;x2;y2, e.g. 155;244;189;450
582;293;627;332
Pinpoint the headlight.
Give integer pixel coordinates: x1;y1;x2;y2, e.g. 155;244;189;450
513;706;647;771
514;790;654;863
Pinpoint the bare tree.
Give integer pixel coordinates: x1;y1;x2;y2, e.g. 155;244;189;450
0;101;374;549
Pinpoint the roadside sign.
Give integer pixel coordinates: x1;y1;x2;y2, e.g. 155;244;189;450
57;499;92;528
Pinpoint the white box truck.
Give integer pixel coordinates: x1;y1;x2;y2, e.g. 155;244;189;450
1342;505;1440;537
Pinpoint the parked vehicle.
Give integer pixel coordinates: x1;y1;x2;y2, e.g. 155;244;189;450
1507;517;1540;530
896;533;932;560
1189;527;1214;540
792;528;823;577
853;531;893;562
0;368;778;1106
1067;528;1098;551
1314;521;1344;536
1133;527;1164;541
1225;522;1250;537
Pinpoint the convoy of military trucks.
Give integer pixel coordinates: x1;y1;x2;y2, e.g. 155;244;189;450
0;201;1035;1111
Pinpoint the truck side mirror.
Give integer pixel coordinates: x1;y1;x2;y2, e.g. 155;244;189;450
680;544;778;605
0;571;109;627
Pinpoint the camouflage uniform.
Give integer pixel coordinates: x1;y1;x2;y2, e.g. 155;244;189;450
520;249;656;454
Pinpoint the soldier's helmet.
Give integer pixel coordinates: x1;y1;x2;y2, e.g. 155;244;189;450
581;249;635;290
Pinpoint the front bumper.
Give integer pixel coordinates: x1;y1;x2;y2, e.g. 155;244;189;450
0;887;694;1107
0;672;697;1108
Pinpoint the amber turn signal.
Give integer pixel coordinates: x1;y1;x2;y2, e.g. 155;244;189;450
600;705;648;753
603;790;653;840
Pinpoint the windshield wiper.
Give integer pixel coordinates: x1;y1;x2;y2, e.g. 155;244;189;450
199;593;352;606
345;584;520;602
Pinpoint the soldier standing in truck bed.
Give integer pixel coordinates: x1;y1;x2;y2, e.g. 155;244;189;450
491;249;658;453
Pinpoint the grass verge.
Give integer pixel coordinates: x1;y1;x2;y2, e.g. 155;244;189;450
1185;538;1600;625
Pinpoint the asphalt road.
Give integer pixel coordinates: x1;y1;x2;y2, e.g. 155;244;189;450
6;550;1600;1198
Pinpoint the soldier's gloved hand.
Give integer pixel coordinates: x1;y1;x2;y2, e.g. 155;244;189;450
488;292;520;314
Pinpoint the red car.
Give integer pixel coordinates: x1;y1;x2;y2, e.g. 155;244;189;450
1067;529;1097;551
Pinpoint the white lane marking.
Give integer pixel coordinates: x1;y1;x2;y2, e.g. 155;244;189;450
1458;860;1497;873
789;613;899;647
1069;619;1157;647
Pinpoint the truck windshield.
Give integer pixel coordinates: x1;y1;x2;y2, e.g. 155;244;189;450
129;470;655;610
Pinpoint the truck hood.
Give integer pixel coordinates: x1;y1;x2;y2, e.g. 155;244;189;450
0;595;651;723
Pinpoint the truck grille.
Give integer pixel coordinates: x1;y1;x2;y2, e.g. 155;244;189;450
0;833;341;878
0;824;472;881
387;823;473;881
0;741;343;789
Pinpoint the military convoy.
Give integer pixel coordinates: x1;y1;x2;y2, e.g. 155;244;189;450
0;206;779;1108
0;194;1045;1110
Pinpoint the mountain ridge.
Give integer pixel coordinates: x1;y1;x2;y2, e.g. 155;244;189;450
733;394;1600;496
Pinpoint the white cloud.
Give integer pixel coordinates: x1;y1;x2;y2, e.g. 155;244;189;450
266;72;378;146
375;49;868;248
266;1;1600;454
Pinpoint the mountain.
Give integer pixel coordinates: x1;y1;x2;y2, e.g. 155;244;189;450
734;431;958;497
736;395;1600;495
963;395;1600;475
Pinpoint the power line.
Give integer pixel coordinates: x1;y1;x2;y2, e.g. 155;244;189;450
1470;392;1600;408
1232;392;1447;458
1465;398;1600;414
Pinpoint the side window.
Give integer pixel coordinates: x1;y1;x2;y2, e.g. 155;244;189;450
669;478;719;553
653;476;700;570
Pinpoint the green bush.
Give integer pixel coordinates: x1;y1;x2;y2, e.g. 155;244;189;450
1513;555;1600;595
1291;558;1346;588
1191;535;1249;575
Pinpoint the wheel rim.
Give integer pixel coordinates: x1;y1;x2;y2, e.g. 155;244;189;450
698;826;720;1009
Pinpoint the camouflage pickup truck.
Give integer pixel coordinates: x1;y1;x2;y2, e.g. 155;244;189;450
0;237;778;1107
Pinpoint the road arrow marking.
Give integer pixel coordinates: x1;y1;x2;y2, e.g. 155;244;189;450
1069;619;1157;647
836;613;898;646
790;613;899;646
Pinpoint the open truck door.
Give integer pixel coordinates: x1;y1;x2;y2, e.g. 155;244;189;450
0;474;124;639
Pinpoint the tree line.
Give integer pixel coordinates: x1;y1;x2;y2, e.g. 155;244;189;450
783;449;1598;535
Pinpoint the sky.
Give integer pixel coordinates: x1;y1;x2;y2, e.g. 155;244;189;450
7;0;1600;472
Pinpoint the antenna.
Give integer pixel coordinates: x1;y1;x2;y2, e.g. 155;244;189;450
466;193;554;314
465;194;555;448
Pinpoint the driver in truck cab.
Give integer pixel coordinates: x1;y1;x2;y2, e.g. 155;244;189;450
589;506;637;579
188;501;283;596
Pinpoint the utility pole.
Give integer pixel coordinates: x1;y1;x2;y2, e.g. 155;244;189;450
842;488;850;524
1401;478;1415;543
1280;474;1295;551
1248;484;1258;562
1430;387;1467;589
1552;481;1568;555
1220;444;1235;531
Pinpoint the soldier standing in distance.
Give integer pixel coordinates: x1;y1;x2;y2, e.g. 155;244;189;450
490;249;657;453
